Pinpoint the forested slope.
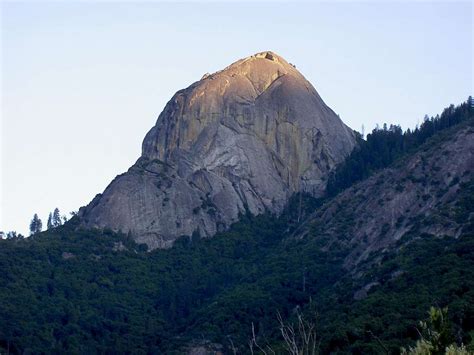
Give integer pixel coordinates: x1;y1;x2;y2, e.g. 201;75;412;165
1;101;473;354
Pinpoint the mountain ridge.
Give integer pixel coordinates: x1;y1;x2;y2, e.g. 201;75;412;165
298;117;474;268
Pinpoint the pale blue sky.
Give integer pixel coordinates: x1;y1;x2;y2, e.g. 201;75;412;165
1;1;472;235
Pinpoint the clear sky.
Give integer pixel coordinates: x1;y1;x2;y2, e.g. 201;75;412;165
1;1;472;236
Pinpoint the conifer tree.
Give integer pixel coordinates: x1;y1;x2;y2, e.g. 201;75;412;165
47;212;53;230
29;214;42;235
52;208;62;227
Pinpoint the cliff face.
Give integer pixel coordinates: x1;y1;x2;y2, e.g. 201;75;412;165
79;51;356;248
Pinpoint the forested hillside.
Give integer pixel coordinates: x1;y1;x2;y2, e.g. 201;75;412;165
1;100;473;354
327;98;472;195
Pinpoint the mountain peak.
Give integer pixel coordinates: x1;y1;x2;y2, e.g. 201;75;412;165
227;51;292;70
79;52;356;249
197;51;300;98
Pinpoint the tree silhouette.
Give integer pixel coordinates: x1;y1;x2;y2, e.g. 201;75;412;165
52;208;62;227
47;213;53;230
29;214;42;235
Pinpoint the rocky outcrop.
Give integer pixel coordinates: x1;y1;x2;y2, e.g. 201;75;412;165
79;51;356;248
295;122;474;268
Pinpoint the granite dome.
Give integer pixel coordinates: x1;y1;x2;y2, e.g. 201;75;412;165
79;51;356;249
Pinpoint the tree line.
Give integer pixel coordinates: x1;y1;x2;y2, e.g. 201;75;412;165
1;208;76;239
29;208;74;235
327;97;473;196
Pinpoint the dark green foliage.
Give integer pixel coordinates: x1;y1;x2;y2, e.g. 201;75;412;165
0;222;166;354
1;101;473;353
1;181;473;353
4;231;24;239
29;213;42;235
327;99;473;196
316;233;474;354
403;307;455;354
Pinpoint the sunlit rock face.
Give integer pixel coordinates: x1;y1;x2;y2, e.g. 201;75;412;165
79;51;356;249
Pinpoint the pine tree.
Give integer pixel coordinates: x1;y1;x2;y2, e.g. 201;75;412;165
47;213;53;230
52;208;62;227
29;214;42;235
6;231;17;239
37;214;42;234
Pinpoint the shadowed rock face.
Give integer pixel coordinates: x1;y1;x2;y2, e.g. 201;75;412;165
79;51;356;249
